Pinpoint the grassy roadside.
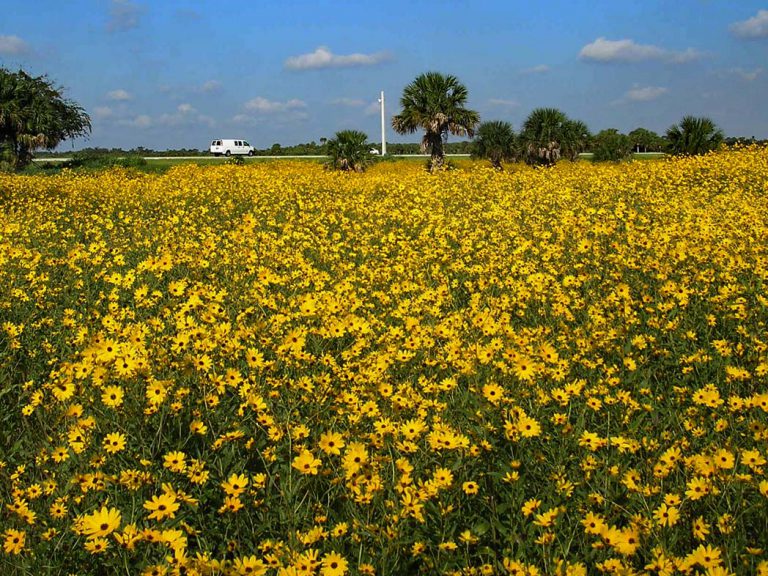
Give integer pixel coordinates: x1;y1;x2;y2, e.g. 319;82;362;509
25;152;666;175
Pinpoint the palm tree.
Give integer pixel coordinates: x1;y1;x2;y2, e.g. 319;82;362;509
666;116;723;156
471;120;517;169
561;119;591;161
325;130;373;172
0;68;91;170
519;108;565;166
391;72;480;172
519;108;590;166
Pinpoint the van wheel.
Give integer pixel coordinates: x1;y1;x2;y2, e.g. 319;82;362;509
225;151;231;157
248;150;254;156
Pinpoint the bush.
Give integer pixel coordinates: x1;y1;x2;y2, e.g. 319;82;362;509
592;129;632;162
63;151;147;170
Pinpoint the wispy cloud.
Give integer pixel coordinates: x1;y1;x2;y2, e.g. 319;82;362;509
107;0;144;32
285;46;391;70
730;67;763;81
0;34;29;55
235;97;309;125
107;89;132;101
93;106;114;120
488;98;520;108
331;97;366;107
364;101;381;116
119;114;152;129
157;104;215;128
200;80;222;93
624;86;668;102
730;9;768;39
520;64;550;75
579;37;702;63
244;97;307;114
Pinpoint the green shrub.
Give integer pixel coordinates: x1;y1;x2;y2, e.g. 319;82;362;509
63;151;147;170
592;129;632;162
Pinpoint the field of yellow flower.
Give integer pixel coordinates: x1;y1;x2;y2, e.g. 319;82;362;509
2;148;768;575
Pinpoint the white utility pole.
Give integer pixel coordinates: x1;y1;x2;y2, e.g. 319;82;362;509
379;90;387;155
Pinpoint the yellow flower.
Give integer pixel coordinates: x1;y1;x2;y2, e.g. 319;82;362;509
81;505;122;539
84;537;109;554
2;529;25;555
692;516;711;540
221;473;249;497
581;512;607;536
517;415;541;438
482;383;504;404
652;503;680;527
103;432;126;454
233;555;268;576
292;449;321;475
144;492;179;521
462;481;479;495
318;431;345;455
163;451;187;473
101;385;124;408
321;551;348;576
686;476;710;500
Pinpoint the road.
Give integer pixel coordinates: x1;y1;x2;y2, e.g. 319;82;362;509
33;154;472;162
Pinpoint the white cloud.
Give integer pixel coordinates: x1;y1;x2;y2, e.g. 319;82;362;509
667;48;703;64
520;64;550;75
119;114;152;129
730;9;768;39
244;97;307;114
731;67;763;81
488;98;520;108
285;46;391;70
364;101;381;116
624;86;668;102
236;97;309;125
107;0;143;32
579;37;701;63
331;97;366;107
0;35;29;55
157;104;214;128
107;89;132;101
93;106;114;119
200;80;221;93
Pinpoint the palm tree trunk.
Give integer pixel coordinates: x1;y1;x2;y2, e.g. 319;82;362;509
430;134;444;172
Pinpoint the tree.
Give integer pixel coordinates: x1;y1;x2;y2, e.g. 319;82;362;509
561;119;591;161
325;130;373;172
628;127;664;153
519;108;589;166
471;120;517;169
0;68;91;170
592;129;632;162
391;71;480;172
665;116;723;156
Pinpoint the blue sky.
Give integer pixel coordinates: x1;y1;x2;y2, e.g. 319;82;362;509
2;1;767;150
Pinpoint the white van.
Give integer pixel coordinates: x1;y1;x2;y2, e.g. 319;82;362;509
209;139;255;156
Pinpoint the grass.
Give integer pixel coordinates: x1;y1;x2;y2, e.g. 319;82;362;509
25;152;667;175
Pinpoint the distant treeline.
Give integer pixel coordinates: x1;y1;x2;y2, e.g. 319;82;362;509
36;141;475;158
36;136;764;159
